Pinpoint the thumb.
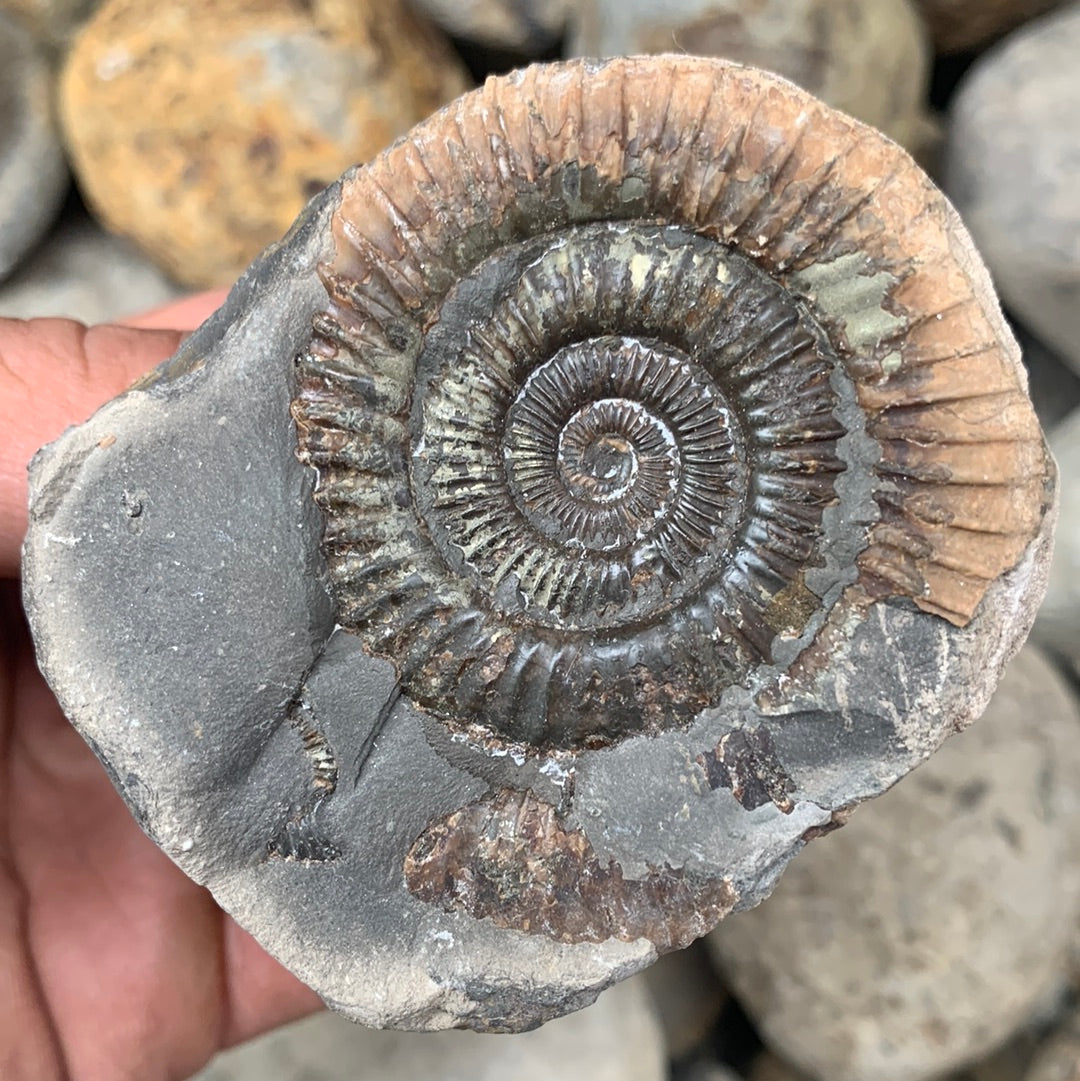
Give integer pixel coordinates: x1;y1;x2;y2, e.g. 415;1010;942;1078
0;293;226;577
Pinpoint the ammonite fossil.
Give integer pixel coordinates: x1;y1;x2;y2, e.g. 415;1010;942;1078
23;57;1055;1032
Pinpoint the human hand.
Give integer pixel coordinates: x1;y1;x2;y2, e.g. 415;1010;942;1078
0;296;322;1081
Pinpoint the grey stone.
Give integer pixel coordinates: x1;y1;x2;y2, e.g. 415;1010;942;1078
946;1032;1043;1081
0;0;102;50
945;4;1080;376
409;0;568;53
0;206;183;323
640;943;726;1061
0;11;67;280
1015;324;1080;433
708;646;1080;1081
1034;407;1080;660
21;61;1056;1033
912;0;1067;54
1025;1018;1080;1081
189;976;665;1081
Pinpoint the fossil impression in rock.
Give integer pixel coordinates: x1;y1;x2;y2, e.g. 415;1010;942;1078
23;57;1055;1032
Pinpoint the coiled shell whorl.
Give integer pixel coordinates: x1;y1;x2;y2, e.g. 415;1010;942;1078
292;57;1050;754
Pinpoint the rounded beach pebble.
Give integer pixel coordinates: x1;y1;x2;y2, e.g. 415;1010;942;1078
410;0;569;55
0;207;183;323
192;975;665;1081
58;0;471;288
566;0;931;152
708;646;1080;1081
913;0;1066;53
945;4;1080;376
0;11;68;281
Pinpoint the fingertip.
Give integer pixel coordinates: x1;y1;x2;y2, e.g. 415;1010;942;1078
0;318;191;577
219;920;324;1051
120;289;230;332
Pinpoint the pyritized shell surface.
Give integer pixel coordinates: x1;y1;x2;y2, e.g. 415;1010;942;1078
293;57;1048;754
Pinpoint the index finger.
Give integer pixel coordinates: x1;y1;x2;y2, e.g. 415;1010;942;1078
0;291;226;577
119;289;229;331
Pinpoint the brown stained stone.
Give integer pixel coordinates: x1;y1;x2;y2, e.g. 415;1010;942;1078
913;0;1066;52
404;787;737;952
58;0;470;287
567;0;932;153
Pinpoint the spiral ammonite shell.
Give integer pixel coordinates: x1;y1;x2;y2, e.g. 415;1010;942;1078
22;54;1055;1032
292;56;1048;755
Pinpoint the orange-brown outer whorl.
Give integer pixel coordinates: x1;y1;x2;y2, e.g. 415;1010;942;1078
293;57;1048;748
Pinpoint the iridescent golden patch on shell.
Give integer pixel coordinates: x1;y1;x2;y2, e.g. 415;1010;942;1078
292;57;1048;750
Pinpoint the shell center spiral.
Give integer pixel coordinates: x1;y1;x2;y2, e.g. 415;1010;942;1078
299;221;853;748
424;329;746;630
559;400;660;507
562;425;639;502
503;342;709;557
